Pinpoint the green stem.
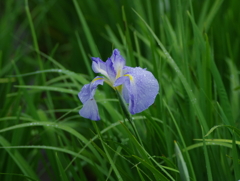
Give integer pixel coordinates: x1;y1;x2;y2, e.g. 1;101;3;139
115;91;143;146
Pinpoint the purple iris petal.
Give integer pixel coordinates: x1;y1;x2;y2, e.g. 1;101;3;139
105;49;126;82
114;67;159;114
80;99;100;121
92;57;108;77
114;76;130;103
122;66;134;72
110;49;125;76
79;49;160;121
122;84;130;104
78;76;104;120
106;58;116;82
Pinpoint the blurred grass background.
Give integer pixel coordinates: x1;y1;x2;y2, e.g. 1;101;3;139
0;0;240;180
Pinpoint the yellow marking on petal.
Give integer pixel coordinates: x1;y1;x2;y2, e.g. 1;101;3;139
116;69;121;79
124;74;134;81
104;79;114;88
115;85;123;92
92;77;116;90
91;77;103;83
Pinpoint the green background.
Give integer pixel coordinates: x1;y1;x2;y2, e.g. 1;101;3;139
0;0;240;180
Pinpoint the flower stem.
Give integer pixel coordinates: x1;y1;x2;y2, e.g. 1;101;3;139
115;91;143;146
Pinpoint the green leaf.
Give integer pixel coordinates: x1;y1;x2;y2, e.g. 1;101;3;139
201;127;213;181
232;132;240;179
93;122;123;181
15;85;78;95
205;125;240;137
0;136;38;180
133;155;169;181
55;152;69;181
174;141;190;181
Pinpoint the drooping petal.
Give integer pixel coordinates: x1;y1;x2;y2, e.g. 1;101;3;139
122;66;135;73
78;76;104;120
114;67;159;114
78;76;104;103
80;99;100;121
122;84;129;104
92;57;108;77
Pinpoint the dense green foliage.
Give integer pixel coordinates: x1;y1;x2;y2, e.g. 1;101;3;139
1;0;240;180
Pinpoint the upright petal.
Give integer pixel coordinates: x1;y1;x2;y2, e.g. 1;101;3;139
105;49;126;82
106;58;116;82
92;57;108;77
111;49;125;78
114;67;159;114
78;76;104;120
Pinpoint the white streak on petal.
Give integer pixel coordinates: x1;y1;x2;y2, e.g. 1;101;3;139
111;49;125;78
92;57;108;77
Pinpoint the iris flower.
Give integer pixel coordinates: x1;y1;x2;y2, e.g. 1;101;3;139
78;49;159;121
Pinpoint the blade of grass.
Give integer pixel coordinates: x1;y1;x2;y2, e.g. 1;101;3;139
12;61;39;120
164;100;196;180
9;69;89;86
0;145;109;176
25;0;44;82
201;126;213;181
136;166;147;181
122;6;135;67
198;0;223;31
93;122;123;181
194;139;240;145
75;31;94;78
0;173;37;181
72;0;99;56
0;121;105;172
174;141;190;181
0;136;38;180
204;125;240;138
55;152;69;181
209;48;234;125
132;155;169;181
132;9;209;135
227;59;239;121
15;85;78;95
231;131;240;180
106;146;122;181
